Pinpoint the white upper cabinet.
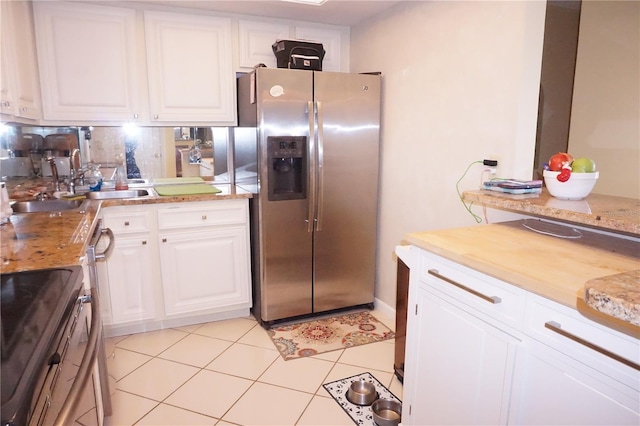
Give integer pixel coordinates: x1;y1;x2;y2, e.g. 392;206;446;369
33;2;141;122
238;20;290;69
144;11;235;125
294;26;345;72
1;1;41;121
29;2;349;125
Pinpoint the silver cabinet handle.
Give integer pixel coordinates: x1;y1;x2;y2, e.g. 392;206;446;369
428;269;502;304
544;321;640;371
94;228;115;262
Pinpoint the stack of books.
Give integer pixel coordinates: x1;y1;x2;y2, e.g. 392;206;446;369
481;179;543;195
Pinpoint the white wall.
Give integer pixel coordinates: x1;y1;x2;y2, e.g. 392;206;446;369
568;0;639;199
350;1;547;308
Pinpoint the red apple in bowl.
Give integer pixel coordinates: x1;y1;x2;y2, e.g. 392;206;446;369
548;152;574;171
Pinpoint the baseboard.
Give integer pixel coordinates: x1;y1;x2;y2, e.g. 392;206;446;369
373;297;396;326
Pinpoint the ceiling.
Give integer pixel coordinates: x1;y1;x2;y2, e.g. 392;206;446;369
132;0;402;26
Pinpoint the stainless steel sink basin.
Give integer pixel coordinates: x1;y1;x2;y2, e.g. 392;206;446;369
85;189;151;200
11;199;89;213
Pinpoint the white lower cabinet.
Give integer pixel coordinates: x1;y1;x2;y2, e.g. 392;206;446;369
403;247;640;426
159;226;250;316
98;199;251;336
510;339;639;425
404;284;519;426
104;235;156;324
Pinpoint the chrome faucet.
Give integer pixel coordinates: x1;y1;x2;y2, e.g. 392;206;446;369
68;149;85;194
46;157;61;192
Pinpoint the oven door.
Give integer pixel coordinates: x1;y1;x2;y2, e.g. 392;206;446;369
29;290;103;426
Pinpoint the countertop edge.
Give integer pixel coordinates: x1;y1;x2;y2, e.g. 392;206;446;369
463;190;640;237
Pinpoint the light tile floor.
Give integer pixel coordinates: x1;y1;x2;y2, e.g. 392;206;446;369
97;309;402;426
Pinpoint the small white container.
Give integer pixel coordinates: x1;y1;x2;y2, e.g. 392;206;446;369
543;170;599;200
1;182;12;224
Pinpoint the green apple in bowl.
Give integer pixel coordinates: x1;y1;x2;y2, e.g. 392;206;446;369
571;157;596;173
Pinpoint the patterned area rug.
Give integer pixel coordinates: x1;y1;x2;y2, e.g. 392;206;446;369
267;311;395;360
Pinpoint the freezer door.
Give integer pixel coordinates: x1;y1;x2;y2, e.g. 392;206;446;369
312;72;381;312
256;68;315;322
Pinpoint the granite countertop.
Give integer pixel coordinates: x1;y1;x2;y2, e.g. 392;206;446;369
463;190;640;236
404;219;640;337
1;182;252;274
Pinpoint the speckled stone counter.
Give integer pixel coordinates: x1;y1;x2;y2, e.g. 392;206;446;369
585;271;640;327
463;190;640;236
460;190;640;334
1;183;252;274
0;201;101;273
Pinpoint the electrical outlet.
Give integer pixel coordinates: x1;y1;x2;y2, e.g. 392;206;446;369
487;154;502;175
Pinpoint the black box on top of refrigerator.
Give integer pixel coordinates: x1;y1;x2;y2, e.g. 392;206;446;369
272;39;325;71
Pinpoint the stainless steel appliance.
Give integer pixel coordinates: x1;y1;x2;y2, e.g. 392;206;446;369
237;67;381;324
0;222;114;426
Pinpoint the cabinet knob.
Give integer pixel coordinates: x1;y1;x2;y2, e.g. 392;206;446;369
162;238;167;243
142;240;147;245
202;215;207;221
124;221;130;226
19;107;27;112
153;114;159;119
2;101;10;108
133;113;139;119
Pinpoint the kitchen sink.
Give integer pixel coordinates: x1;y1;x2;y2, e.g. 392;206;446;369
11;199;89;213
85;189;151;200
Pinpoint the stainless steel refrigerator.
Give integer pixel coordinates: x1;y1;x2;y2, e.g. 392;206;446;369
236;67;381;325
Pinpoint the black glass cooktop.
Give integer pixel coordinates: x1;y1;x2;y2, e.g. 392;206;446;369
1;267;83;426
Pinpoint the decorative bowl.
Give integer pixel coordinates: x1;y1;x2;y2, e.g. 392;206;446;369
371;398;402;426
346;379;378;406
543;170;599;200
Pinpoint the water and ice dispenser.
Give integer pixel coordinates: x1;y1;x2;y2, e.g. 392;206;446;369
267;136;306;201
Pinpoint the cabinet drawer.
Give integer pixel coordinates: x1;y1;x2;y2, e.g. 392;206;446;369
103;211;150;234
418;250;526;329
525;293;640;390
158;201;247;230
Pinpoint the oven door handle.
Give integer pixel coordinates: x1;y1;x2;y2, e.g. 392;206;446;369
53;291;102;426
94;227;115;262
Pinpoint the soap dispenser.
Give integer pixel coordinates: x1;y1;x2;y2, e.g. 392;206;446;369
87;163;103;192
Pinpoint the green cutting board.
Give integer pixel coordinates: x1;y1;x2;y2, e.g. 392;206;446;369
154;184;221;196
153;177;204;185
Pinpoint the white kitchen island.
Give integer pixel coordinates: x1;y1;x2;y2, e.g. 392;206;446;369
399;219;639;425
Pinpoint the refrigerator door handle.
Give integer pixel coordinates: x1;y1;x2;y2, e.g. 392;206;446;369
315;101;325;232
307;100;316;233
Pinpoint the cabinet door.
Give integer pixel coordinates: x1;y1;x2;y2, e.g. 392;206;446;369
159;227;251;316
144;11;235;124
33;2;141;121
238;20;290;69
0;0;41;120
106;236;156;324
403;284;520;426
510;339;640;425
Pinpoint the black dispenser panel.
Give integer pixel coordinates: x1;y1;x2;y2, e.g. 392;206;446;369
267;136;306;201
